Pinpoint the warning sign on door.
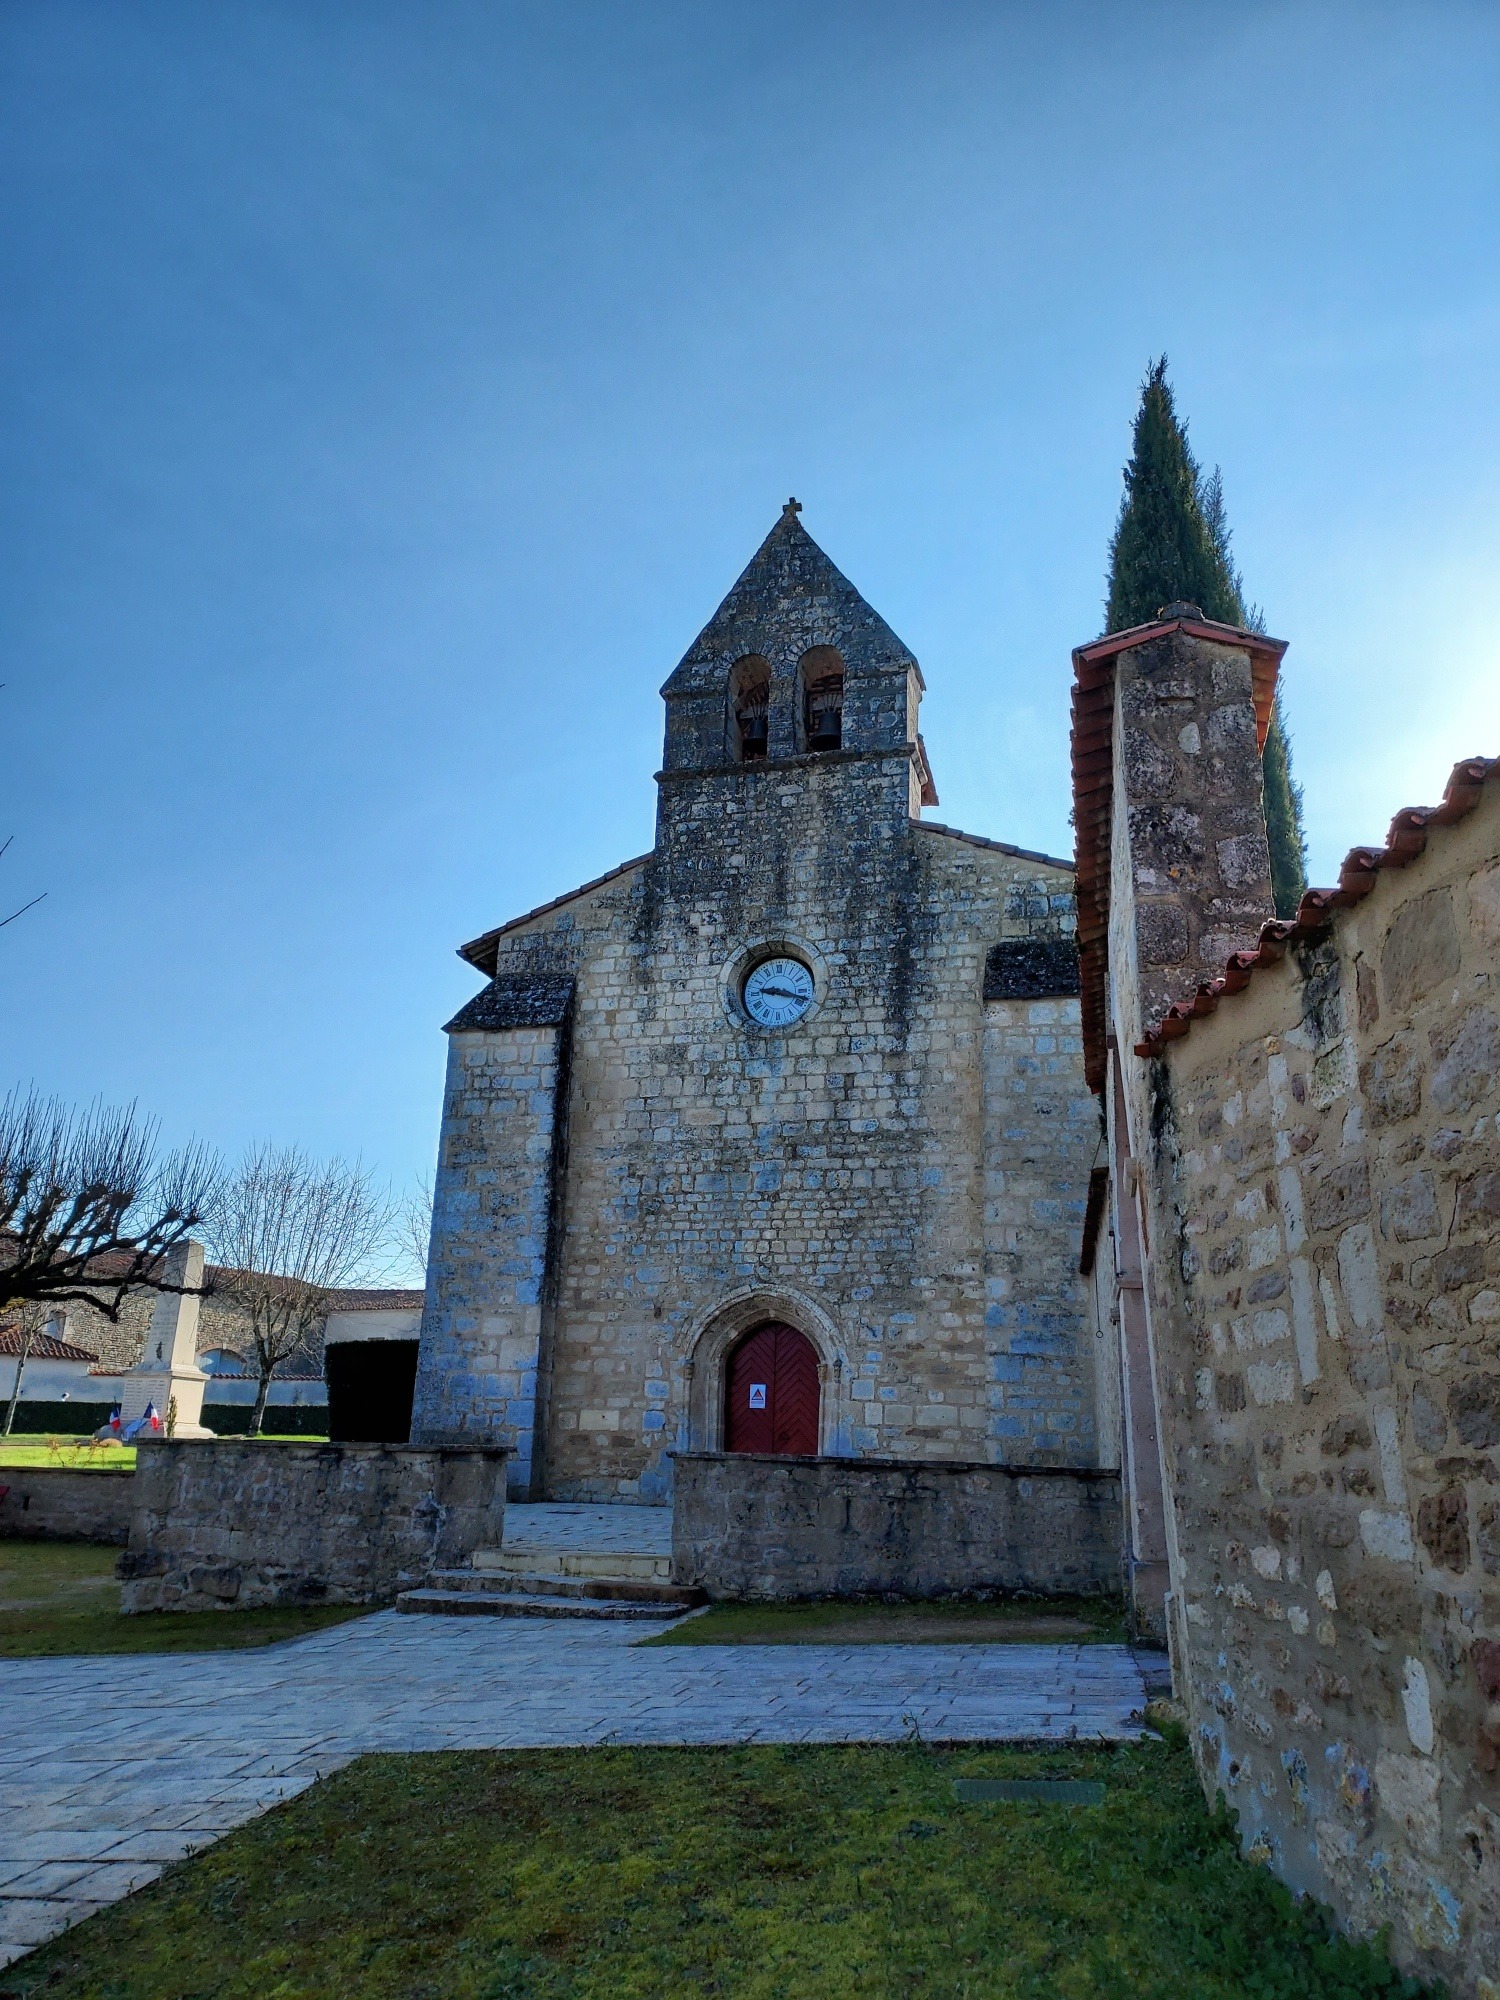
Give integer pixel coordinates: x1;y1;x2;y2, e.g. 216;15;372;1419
748;1383;767;1409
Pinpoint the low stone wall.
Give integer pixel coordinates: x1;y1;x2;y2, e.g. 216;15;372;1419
0;1468;136;1544
118;1441;509;1612
671;1452;1122;1599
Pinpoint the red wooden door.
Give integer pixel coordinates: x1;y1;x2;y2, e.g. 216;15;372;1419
724;1323;820;1456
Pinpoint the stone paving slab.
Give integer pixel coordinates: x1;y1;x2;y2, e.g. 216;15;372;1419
1;1611;1149;1968
501;1501;672;1554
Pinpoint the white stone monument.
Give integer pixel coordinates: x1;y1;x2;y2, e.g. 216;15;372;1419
118;1238;215;1438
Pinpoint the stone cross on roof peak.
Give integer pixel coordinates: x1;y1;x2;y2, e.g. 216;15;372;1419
780;496;802;521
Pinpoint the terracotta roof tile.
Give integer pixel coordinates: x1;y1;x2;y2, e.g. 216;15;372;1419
1134;755;1500;1059
0;1323;100;1363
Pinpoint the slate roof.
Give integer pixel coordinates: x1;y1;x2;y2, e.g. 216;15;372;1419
1134;755;1500;1060
444;973;576;1034
983;937;1082;1001
324;1290;425;1313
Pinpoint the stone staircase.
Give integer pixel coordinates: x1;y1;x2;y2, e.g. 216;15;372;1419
396;1502;702;1621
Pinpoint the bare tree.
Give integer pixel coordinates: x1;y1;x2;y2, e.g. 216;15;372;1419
393;1174;434;1287
0;1089;219;1319
206;1143;392;1436
0;835;44;931
2;1300;48;1437
3;681;46;931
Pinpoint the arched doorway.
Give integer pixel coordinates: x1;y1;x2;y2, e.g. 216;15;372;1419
724;1322;820;1456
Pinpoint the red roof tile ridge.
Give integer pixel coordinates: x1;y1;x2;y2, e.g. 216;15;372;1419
1134;755;1499;1060
1073;612;1288;668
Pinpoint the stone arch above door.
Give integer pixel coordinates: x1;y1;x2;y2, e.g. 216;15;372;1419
683;1287;843;1455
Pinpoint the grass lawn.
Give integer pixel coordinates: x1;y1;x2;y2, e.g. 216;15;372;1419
642;1595;1128;1647
0;1432;329;1467
0;1539;369;1656
4;1738;1433;2000
0;1438;136;1470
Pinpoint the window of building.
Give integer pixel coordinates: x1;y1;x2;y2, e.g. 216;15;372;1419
729;655;771;762
800;647;844;752
200;1348;248;1376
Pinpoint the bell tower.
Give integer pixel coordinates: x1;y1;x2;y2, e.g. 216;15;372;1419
656;501;937;825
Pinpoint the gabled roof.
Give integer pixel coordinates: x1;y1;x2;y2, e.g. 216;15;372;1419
1070;608;1287;1092
984;938;1081;1001
459;855;650;976
662;503;921;696
1135;755;1500;1059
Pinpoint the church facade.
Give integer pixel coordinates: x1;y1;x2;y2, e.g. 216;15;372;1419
411;505;1111;1501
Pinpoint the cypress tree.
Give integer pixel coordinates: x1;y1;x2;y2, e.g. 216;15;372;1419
1259;689;1307;918
1104;359;1307;917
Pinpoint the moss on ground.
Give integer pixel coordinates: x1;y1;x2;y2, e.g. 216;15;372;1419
0;1539;368;1656
6;1739;1436;1999
641;1594;1128;1647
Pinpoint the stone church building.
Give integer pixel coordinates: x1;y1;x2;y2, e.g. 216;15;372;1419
412;504;1108;1500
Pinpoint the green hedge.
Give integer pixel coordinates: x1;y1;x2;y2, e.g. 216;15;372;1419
6;1401;329;1438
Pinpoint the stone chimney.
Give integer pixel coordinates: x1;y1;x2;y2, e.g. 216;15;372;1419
1075;606;1286;1069
1070;605;1287;1644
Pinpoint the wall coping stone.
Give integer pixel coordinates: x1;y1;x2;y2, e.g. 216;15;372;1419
673;1450;1116;1482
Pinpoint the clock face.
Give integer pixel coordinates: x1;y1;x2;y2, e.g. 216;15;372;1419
743;956;815;1028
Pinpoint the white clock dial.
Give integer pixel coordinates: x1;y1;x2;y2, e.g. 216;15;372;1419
743;956;815;1028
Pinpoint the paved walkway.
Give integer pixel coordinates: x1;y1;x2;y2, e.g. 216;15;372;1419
1;1612;1151;1967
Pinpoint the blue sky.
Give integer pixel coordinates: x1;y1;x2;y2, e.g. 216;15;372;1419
4;1;1498;1233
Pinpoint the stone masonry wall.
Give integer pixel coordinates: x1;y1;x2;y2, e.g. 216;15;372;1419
411;1022;564;1493
1110;627;1275;1060
118;1441;509;1611
1102;619;1278;1637
672;1451;1122;1599
1140;778;1500;1995
445;806;1097;1503
983;996;1101;1458
0;1468;135;1543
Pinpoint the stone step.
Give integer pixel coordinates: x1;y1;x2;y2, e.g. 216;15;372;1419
395;1587;686;1621
416;1568;700;1606
471;1546;674;1582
